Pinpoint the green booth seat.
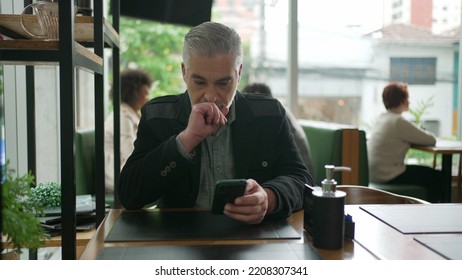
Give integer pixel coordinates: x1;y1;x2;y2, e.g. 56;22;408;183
368;182;428;201
299;120;368;187
299;119;428;202
75;128;115;208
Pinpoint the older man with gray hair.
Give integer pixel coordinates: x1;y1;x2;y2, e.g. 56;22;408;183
118;22;313;224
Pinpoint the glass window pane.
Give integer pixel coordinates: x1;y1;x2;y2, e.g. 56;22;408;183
110;0;461;139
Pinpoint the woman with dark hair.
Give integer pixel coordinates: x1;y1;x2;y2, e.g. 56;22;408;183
104;69;153;193
367;82;443;202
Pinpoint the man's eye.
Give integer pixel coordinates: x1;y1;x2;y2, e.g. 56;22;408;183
217;81;232;88
193;80;206;86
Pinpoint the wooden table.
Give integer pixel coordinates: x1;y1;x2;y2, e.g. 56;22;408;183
80;209;316;260
412;139;462;202
80;205;454;260
346;204;452;259
80;208;376;260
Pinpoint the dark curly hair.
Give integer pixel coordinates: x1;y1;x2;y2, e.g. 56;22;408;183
109;69;153;107
382;82;408;110
242;83;272;97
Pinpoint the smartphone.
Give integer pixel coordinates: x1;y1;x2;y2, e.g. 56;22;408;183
211;179;247;215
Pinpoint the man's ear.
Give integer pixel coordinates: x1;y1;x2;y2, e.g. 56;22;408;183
237;64;243;82
181;63;187;82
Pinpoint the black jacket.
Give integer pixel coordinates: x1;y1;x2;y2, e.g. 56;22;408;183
118;91;314;218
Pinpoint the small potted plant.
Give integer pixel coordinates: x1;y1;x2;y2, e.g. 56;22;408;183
1;164;48;260
29;181;62;210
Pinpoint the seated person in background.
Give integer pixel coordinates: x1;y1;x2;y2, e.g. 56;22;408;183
118;22;314;224
242;82;314;175
367;82;443;202
104;69;153;194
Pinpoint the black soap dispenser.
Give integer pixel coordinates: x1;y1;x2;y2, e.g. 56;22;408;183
312;165;350;250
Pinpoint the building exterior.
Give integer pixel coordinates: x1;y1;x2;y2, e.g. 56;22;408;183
384;0;461;34
255;22;459;137
386;0;433;29
363;24;459;137
213;0;461;137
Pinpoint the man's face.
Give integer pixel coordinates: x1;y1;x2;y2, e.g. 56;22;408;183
182;53;242;112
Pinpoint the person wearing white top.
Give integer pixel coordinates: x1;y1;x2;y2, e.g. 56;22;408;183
104;69;153;194
367;82;444;202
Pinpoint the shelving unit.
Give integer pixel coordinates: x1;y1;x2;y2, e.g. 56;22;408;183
0;0;120;260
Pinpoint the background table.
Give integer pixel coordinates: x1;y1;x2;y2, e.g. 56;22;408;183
412;139;462;202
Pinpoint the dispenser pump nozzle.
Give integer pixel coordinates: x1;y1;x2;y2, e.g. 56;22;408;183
322;165;351;196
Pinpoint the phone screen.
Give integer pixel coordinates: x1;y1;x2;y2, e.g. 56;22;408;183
210;179;247;214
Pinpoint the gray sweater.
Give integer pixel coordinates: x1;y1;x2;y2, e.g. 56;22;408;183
367;111;436;182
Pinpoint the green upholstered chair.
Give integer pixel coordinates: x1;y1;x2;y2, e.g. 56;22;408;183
357;130;428;200
75;128;114;207
301;123;341;186
300;121;342;186
299;120;428;201
299;120;368;187
369;182;428;201
75;128;96;196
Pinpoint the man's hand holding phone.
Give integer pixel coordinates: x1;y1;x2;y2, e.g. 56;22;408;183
211;179;247;215
212;179;275;224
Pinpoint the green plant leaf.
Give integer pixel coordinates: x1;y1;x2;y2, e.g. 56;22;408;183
2;162;48;253
409;95;435;125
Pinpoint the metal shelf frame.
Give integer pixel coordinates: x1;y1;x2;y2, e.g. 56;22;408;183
0;0;120;260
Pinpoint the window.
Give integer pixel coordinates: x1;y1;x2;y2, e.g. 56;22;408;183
392;0;403;9
390;57;437;85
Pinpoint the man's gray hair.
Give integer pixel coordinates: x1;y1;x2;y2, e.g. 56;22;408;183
183;22;243;69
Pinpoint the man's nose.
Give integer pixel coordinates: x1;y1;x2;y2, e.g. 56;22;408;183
203;93;225;108
204;90;217;103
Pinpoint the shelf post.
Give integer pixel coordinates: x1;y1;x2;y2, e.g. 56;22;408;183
112;0;121;209
59;0;77;260
93;0;106;226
